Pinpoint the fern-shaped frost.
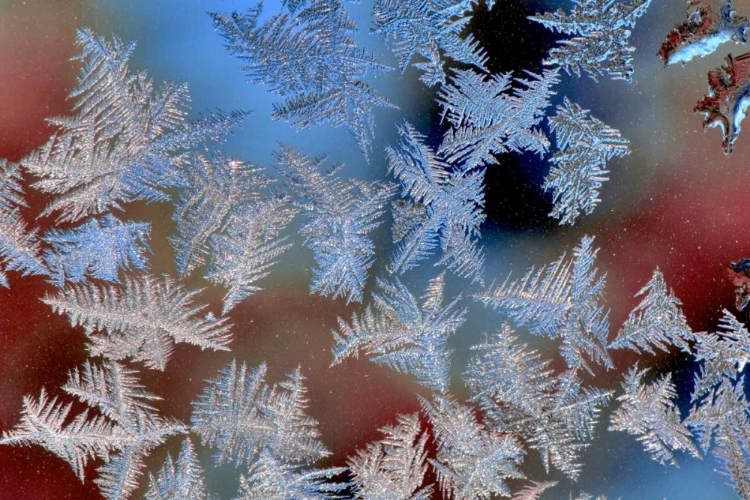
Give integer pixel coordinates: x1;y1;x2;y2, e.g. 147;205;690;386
387;123;485;282
609;366;699;466
372;0;488;86
42;274;232;370
210;1;394;157
474;235;612;373
43;214;150;286
23;28;244;223
439;68;559;168
278;145;394;303
145;438;210;500
544;98;630;225
529;0;653;82
332;274;465;393
349;413;433;500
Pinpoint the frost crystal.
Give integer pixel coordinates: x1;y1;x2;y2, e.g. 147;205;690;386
422;395;526;499
0;159;47;287
544;98;630;225
465;325;611;479
278;145;394;303
372;0;488;86
609;366;699;466
348;413;433;500
695;51;750;154
475;235;612;373
529;0;653;82
439;68;559;168
1;360;185;500
210;1;395;158
43;214;151;287
658;0;749;65
332;273;465;393
387;123;486;282
22;28;244;223
191;361;329;468
42;274;233;370
609;268;696;355
146;438;210;500
510;481;558;500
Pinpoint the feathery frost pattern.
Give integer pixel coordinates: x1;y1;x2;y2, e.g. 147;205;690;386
544;98;630;225
332;274;465;393
609;366;699;465
475;235;612;373
0;159;47;287
1;360;185;500
210;1;395;157
422;395;526;499
388;123;486;282
609;268;696;355
464;325;611;479
529;0;653;82
278;145;394;303
439;68;559;168
43;214;151;287
146;438;210;500
349;413;433;500
372;0;488;86
42;275;233;370
22;28;244;223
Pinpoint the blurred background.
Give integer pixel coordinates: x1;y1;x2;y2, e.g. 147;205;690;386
0;0;749;498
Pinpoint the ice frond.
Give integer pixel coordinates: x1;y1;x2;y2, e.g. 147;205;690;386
609;268;696;355
465;325;611;479
210;1;395;158
387;123;485;282
609;366;699;466
372;0;488;86
235;452;349;500
544;98;630;225
278;144;394;303
22;28;245;223
146;438;210;500
348;413;433;500
439;68;559;168
529;0;653;82
332;274;465;393
43;214;151;286
422;395;526;499
0;159;47;287
191;361;329;468
510;481;558;500
42;274;233;370
474;235;612;373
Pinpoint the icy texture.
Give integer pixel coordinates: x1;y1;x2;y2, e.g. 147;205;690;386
692;310;750;399
0;159;47;286
348;413;433;500
42;274;233;370
372;0;488;86
43;214;150;287
1;360;185;500
695;52;750;154
544;98;630;225
387;123;486;282
146;438;211;500
529;0;653;82
210;1;395;158
609;366;699;465
22;29;244;223
439;68;559;168
278;145;394;303
465;325;611;479
658;0;749;65
475;235;613;373
422;395;526;499
332;273;465;393
609;268;696;354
